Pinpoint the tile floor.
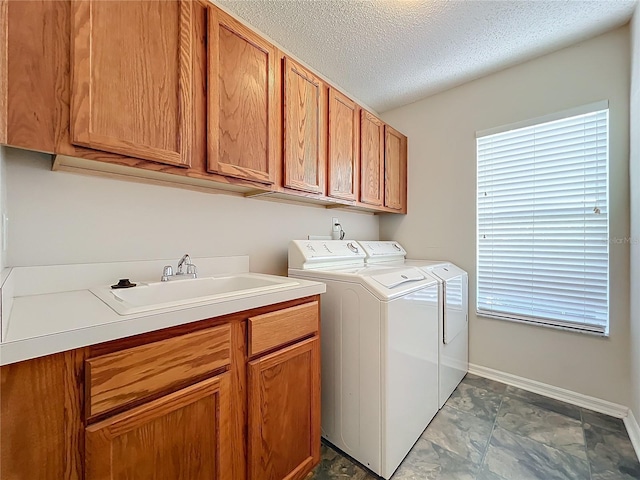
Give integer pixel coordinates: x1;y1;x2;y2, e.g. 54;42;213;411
306;374;640;480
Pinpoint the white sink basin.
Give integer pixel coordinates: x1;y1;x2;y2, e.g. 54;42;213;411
90;273;299;315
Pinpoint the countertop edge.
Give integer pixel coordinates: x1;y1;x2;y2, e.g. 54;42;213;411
0;282;325;366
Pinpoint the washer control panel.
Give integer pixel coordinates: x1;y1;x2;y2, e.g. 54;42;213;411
289;240;366;269
359;241;407;263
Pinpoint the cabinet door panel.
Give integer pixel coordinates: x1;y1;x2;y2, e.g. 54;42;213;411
328;88;359;201
384;126;407;212
248;337;320;480
85;375;231;480
283;58;326;194
71;0;194;167
1;350;84;480
208;8;276;185
359;110;384;206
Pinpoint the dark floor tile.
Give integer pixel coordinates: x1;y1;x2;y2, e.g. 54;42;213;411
445;382;503;423
391;438;478;480
592;472;640;480
584;423;640;480
461;374;507;394
496;396;587;460
504;386;582;421
475;465;511;480
421;405;493;465
306;444;377;480
582;409;627;435
483;426;591;480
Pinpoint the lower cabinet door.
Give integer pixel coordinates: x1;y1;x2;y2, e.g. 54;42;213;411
85;374;231;480
248;337;321;480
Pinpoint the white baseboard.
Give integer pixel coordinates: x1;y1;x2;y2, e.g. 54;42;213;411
624;409;640;461
468;363;629;418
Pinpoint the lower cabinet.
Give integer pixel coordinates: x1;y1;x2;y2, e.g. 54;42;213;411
85;374;231;480
0;296;321;480
248;337;321;480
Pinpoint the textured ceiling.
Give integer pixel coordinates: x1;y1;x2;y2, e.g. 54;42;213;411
217;0;637;112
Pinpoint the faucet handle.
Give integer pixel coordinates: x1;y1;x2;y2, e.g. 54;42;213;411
161;265;173;282
186;264;197;277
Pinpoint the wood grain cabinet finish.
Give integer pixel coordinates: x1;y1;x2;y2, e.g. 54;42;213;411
248;337;321;480
327;88;359;201
0;350;84;480
207;7;277;185
85;374;232;480
248;301;319;357
283;57;327;194
0;296;321;480
2;2;408;214
70;0;195;167
384;126;408;213
359;109;385;206
85;324;231;419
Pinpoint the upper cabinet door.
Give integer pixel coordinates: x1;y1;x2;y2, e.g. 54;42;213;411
359;110;384;206
71;0;194;167
327;88;359;201
283;57;326;194
208;8;277;185
384;126;407;212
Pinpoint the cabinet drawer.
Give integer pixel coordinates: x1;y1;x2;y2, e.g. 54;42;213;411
86;324;231;418
248;301;319;357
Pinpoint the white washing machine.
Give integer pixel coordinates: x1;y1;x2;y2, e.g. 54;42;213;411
288;240;440;479
359;241;469;408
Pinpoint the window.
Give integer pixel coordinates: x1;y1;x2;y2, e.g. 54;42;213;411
476;102;609;335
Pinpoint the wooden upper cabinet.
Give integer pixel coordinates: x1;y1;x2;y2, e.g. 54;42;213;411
70;0;194;167
247;337;320;480
385;126;407;212
207;7;277;185
283;57;326;194
85;374;231;480
359;110;384;206
327;88;359;201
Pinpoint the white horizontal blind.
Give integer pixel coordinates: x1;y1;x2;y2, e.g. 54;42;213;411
477;108;609;334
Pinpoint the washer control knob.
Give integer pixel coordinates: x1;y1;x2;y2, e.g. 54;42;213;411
347;242;359;253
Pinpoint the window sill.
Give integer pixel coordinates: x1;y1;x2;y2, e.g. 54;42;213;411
476;311;609;338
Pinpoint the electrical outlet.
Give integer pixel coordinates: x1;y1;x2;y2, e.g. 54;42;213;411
332;217;339;232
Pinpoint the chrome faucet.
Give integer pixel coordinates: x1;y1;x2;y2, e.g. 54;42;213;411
176;254;192;275
161;254;198;282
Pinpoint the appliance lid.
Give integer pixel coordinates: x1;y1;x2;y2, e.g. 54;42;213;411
362;267;439;299
359;241;406;263
427;264;467;281
370;269;425;289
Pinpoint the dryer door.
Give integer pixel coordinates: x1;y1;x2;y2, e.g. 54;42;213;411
432;266;468;344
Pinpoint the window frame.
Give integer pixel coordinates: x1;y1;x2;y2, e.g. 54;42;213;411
475;101;610;336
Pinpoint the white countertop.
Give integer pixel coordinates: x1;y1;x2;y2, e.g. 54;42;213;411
0;256;326;366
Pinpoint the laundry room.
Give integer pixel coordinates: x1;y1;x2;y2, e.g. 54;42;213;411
1;1;639;479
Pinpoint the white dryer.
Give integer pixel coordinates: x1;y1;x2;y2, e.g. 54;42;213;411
288;240;440;479
359;241;469;408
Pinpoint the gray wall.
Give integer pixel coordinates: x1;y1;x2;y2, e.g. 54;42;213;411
630;9;640;423
0;146;5;272
4;148;379;275
0;146;7;272
380;27;631;406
